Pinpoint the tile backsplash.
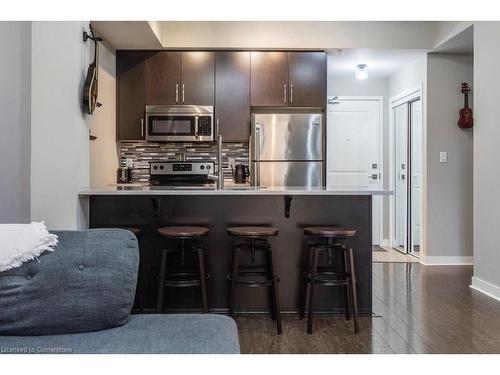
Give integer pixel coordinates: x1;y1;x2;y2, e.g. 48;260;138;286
120;141;249;183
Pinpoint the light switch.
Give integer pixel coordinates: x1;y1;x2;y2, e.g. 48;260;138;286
440;152;448;163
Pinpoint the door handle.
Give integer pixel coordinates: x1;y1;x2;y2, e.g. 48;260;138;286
283;84;287;104
182;83;185;103
290;84;294;104
368;174;378;180
141;118;145;139
195;116;199;139
175;84;179;103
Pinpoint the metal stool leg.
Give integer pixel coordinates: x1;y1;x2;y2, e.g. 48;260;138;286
341;245;351;321
156;248;167;313
269;246;282;334
307;246;318;334
300;243;312;320
348;246;359;334
229;244;240;318
197;246;209;313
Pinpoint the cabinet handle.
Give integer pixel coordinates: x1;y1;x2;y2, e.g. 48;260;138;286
216;118;220;137
283;84;287;104
141;118;144;139
175;84;179;103
290;84;294;104
182;83;185;103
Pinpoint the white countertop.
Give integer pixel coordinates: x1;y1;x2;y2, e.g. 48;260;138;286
78;185;393;196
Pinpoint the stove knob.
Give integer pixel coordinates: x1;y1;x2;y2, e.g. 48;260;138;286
153;165;158;170
159;165;164;170
206;165;211;170
200;165;205;170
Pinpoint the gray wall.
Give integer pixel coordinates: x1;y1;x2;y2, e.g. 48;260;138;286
472;22;500;294
0;22;31;223
426;53;473;259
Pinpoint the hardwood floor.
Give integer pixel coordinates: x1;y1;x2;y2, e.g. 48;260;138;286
237;263;500;354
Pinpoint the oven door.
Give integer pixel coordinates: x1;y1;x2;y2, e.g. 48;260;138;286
146;113;198;142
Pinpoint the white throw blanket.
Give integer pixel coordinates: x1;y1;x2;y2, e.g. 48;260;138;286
0;222;58;272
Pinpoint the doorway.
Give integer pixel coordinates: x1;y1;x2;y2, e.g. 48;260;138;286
390;88;422;257
327;96;384;245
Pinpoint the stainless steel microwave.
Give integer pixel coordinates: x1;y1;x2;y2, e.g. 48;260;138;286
145;105;214;142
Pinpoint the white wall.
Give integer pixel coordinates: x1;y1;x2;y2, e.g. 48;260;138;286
30;22;91;230
425;53;473;262
89;42;119;188
389;57;426;97
471;22;500;300
160;21;439;50
0;22;31;223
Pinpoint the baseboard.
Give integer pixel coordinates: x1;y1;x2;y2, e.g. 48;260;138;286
420;255;474;265
470;276;500;302
380;239;390;247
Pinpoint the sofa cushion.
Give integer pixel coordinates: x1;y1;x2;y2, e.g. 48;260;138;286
0;314;240;354
0;229;139;336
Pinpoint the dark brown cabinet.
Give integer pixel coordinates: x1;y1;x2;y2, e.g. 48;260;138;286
215;51;251;142
288;52;326;107
145;51;180;105
250;52;289;107
182;51;215;105
118;50;325;141
145;51;214;106
117;51;148;140
250;51;326;107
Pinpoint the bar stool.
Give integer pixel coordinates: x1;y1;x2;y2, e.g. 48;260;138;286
227;226;282;334
116;227;144;313
301;226;359;334
156;226;210;314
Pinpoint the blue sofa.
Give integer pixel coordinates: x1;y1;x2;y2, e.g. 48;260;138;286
0;229;240;354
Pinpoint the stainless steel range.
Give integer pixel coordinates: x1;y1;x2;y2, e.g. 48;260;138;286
149;161;216;188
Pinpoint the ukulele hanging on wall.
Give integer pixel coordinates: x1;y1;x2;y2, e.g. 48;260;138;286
458;82;473;130
82;24;103;115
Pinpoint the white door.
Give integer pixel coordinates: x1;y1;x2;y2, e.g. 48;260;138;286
393;103;408;250
327;97;383;245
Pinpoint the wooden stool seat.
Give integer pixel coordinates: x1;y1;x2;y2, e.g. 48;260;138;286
158;226;209;238
304;227;356;237
227;226;279;237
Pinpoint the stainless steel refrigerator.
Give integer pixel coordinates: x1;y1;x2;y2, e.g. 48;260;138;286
250;112;324;187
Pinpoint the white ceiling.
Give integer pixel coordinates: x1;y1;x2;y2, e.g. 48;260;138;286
327;49;427;78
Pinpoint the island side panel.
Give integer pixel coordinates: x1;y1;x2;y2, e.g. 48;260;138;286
89;195;372;315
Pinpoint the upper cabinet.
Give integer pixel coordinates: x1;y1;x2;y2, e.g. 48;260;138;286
250;52;289;107
145;51;180;105
215;51;251;142
182;52;215;105
145;51;214;106
117;50;325;141
288;52;326;107
250;51;326;107
117;51;148;141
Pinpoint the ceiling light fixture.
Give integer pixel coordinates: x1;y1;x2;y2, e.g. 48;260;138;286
355;64;368;80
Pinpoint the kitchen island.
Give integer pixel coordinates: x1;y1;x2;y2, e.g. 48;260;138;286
79;187;391;316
